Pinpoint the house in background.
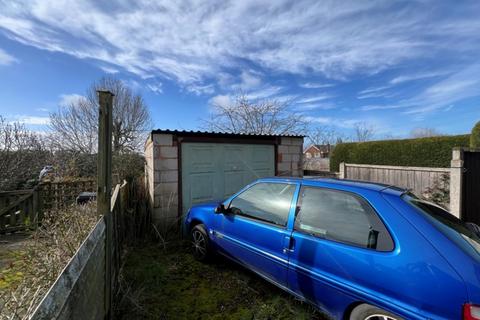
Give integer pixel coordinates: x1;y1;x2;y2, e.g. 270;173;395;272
304;144;332;159
304;144;332;172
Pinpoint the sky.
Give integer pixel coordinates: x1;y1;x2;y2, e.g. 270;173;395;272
0;0;479;139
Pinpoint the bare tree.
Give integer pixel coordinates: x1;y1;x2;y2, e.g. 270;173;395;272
0;116;49;190
410;127;441;138
49;77;152;153
353;121;376;142
308;126;347;146
203;93;308;135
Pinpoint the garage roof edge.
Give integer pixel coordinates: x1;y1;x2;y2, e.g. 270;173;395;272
151;129;305;138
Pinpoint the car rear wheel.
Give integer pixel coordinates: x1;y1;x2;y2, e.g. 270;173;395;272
350;304;401;320
191;224;210;261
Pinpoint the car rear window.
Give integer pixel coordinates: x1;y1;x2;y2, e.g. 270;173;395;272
295;186;394;251
404;195;480;259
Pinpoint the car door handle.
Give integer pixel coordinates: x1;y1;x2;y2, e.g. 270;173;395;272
283;236;295;254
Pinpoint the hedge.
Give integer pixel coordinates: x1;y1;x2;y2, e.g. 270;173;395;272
330;134;470;172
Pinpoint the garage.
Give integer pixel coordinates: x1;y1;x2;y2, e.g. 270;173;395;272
144;130;304;227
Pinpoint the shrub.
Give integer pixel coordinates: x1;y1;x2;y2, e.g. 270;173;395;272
471;121;480;149
330;134;470;172
0;203;99;319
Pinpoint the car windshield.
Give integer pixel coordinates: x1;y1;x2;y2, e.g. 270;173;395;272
403;195;480;259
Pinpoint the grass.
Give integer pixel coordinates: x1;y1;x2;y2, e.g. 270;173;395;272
116;242;326;320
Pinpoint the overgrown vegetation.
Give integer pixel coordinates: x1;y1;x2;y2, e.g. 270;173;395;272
116;243;326;320
422;173;450;209
471;121;480;149
330;134;470;172
0;203;99;319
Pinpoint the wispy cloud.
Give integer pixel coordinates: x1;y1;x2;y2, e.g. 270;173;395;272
296;94;334;104
403;63;480;114
1;1;479;94
299;82;335;89
357;85;396;99
59;93;85;106
389;70;450;85
12;115;50;125
0;48;18;65
146;82;163;94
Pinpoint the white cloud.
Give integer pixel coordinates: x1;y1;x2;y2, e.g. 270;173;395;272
99;65;119;74
389;70;450;85
59;93;86;106
403;64;480;114
296;94;333;104
1;1;479;91
12;115;50;125
209;94;233;107
299;82;335;89
146;82;163;94
0;48;18;65
357;85;396;99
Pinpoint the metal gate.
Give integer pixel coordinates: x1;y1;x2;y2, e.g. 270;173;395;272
461;150;480;224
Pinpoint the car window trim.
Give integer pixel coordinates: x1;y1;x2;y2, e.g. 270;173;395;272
293;185;395;252
227;181;297;229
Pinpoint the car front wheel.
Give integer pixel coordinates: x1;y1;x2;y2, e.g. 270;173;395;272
350;304;401;320
190;224;211;261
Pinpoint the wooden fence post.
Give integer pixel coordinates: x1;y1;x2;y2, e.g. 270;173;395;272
97;90;114;319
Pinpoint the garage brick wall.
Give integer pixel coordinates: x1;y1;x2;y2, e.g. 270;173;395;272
277;137;304;177
145;132;304;227
145;133;179;227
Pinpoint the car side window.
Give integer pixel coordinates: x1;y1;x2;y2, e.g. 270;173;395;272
294;186;394;251
228;182;296;227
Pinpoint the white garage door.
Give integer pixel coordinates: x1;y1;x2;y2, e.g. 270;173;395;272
181;143;275;214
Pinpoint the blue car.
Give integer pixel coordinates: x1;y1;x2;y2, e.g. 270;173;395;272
184;177;480;320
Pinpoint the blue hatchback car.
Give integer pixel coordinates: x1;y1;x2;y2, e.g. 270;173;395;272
184;177;480;320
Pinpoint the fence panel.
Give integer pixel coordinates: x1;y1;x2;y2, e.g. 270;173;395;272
30;181;130;319
39;179;96;211
341;163;450;198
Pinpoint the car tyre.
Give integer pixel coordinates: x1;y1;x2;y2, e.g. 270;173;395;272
190;224;211;262
349;304;401;320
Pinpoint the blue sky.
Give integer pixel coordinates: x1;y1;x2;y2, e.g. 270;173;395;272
0;0;479;139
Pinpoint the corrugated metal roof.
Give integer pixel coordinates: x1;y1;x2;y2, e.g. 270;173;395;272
151;129;304;138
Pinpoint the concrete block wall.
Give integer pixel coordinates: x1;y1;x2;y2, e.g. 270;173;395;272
277;137;304;177
146;133;180;226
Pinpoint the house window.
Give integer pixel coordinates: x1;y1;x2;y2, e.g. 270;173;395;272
306;153;312;159
314;152;320;158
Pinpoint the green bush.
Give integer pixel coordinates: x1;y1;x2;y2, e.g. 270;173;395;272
330;134;470;172
471;121;480;148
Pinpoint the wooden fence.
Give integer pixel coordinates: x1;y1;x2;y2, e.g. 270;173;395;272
339;162;450;198
31;181;129;319
39;179;96;211
0;188;40;233
0;179;95;233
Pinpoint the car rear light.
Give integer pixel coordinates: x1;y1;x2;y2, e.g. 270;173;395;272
464;304;480;320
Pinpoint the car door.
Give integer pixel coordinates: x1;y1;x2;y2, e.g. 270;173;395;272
287;184;396;318
215;181;299;287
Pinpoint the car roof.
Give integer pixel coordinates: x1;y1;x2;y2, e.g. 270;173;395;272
256;176;406;196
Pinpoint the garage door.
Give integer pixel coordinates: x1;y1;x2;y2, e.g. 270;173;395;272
181;143;275;214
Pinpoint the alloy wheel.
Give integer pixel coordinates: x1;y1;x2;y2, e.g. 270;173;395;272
364;315;398;320
192;229;207;259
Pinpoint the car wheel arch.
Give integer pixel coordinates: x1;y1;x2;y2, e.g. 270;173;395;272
343;301;364;320
188;219;204;233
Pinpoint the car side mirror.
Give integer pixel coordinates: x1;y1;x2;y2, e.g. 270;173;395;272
214;204;226;214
